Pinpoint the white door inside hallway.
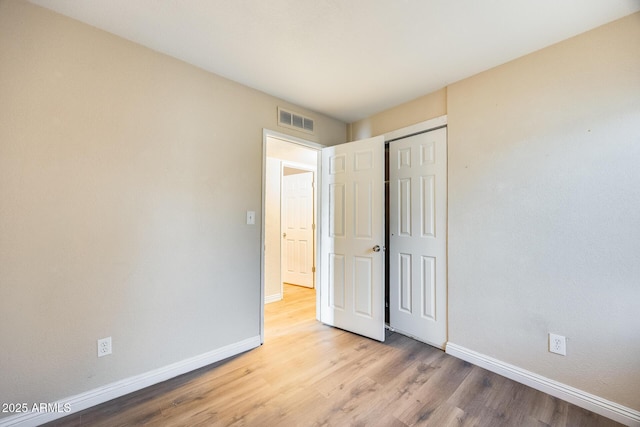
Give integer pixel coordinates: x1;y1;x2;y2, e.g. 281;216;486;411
281;169;315;288
389;127;447;348
320;136;385;342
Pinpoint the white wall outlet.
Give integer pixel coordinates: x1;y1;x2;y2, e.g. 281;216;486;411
97;337;112;357
246;210;255;225
549;333;566;356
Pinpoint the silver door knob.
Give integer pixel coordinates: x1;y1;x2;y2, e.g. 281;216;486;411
373;245;381;252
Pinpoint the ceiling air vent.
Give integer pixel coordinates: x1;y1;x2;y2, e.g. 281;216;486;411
278;107;315;134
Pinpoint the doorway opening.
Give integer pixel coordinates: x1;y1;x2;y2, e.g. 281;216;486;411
261;116;447;347
261;130;321;342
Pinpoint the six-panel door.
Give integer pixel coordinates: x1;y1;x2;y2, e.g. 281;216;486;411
389;127;447;348
320;136;385;342
282;171;314;288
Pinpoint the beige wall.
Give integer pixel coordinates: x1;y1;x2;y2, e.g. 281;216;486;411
447;13;640;409
264;157;283;302
0;0;345;412
347;88;447;140
346;11;640;413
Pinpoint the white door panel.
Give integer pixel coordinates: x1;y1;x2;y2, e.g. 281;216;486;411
390;127;447;348
321;136;385;342
282;171;314;288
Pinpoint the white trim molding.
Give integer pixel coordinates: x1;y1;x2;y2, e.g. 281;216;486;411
0;336;261;427
264;293;282;304
383;115;447;142
446;342;640;427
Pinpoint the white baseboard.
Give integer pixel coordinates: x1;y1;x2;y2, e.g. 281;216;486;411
264;293;282;304
0;336;261;427
446;342;640;427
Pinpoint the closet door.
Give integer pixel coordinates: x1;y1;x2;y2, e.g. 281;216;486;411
389;127;447;348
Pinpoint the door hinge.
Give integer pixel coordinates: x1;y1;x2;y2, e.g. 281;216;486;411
312;266;316;273
312;223;316;230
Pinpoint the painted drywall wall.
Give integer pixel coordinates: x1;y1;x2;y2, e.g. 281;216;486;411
0;0;345;414
447;12;640;410
347;88;447;140
264;138;317;302
265;157;283;302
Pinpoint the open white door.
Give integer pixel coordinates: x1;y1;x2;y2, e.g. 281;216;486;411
320;136;385;342
282;170;314;288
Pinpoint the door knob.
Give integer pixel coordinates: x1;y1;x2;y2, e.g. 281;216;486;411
373;245;381;252
283;233;287;238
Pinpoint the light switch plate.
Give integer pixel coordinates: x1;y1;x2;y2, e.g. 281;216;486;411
246;210;255;225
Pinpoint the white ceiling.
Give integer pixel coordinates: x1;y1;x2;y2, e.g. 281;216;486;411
29;0;640;123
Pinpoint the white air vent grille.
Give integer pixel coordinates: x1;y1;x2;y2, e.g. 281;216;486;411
278;107;315;134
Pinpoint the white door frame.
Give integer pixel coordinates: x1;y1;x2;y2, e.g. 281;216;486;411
383;115;448;142
261;129;323;343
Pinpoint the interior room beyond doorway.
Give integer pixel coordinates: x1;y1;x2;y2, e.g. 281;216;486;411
264;135;318;305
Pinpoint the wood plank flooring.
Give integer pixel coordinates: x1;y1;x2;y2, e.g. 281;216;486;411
46;285;621;426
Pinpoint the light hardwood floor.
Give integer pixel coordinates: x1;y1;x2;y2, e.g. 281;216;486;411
46;285;620;426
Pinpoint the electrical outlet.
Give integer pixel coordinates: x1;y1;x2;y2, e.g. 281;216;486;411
97;337;112;357
549;333;566;356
